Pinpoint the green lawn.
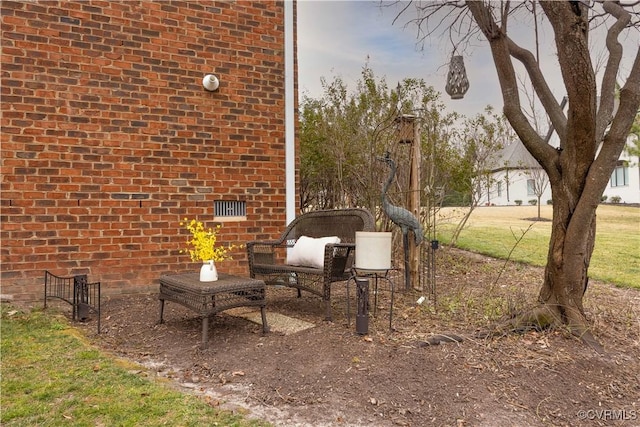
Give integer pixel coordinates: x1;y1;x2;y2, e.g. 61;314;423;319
436;204;640;289
0;307;270;427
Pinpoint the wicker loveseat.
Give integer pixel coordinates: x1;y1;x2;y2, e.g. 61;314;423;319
247;208;375;320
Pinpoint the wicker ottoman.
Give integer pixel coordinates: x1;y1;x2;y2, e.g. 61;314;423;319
158;273;269;348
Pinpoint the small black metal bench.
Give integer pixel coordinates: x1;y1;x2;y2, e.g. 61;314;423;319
44;271;101;333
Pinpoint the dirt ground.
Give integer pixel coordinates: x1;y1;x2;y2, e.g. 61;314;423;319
73;249;639;427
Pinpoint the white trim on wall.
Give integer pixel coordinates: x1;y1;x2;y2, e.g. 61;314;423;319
285;0;296;224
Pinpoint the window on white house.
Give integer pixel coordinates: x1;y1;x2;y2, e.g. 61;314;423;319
497;181;502;197
527;179;535;196
610;162;629;187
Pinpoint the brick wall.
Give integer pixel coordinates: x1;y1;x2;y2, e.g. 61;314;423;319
1;0;298;301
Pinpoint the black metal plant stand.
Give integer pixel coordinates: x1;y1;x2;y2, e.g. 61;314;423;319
430;239;439;306
44;271;101;333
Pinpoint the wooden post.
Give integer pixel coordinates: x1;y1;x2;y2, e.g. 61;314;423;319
409;119;421;290
394;113;421;291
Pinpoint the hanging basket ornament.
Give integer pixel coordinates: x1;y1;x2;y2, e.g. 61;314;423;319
445;55;470;100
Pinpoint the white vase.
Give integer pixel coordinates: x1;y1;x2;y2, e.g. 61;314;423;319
199;260;218;282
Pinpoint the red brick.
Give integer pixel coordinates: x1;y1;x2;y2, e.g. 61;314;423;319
1;0;297;301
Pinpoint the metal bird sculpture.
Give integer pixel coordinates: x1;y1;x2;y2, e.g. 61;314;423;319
377;153;423;246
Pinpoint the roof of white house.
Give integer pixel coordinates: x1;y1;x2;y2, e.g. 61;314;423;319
488;140;542;171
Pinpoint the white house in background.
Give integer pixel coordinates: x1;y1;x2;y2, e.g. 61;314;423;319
482;140;552;206
482;135;639;206
603;135;640;204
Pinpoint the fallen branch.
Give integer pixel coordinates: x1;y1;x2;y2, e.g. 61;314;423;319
416;333;464;347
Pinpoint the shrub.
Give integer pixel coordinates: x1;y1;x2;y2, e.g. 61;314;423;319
610;195;622;204
514;200;523;206
547;199;553;205
528;199;537;206
601;195;608;202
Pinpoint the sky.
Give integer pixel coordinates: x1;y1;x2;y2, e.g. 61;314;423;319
296;1;639;119
296;1;503;118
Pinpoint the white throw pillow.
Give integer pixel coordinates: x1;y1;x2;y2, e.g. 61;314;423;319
286;235;341;269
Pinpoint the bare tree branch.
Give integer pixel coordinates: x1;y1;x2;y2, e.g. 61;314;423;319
466;2;559;181
596;1;632;139
507;37;566;141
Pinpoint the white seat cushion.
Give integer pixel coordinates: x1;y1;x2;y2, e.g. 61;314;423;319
286;235;341;269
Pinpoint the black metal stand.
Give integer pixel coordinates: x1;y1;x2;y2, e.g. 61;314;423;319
430;240;439;307
347;268;397;331
355;277;369;335
403;233;410;290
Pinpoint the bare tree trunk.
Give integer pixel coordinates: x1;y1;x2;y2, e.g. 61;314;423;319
486;183;603;351
538;187;596;335
464;1;638;349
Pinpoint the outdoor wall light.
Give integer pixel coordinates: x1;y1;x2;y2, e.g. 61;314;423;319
202;74;220;91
